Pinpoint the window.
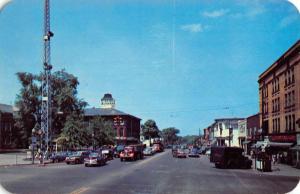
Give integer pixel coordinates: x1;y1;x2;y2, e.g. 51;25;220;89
289;115;292;132
285;116;288;131
291;67;295;83
285;94;287;107
292;115;295;131
278;118;280;133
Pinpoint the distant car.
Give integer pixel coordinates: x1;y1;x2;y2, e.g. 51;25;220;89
205;149;211;156
49;152;68;163
188;148;200;158
176;148;188;158
65;151;90;165
143;147;154;156
172;145;180;157
84;152;106;167
114;145;125;158
152;143;164;152
99;146;114;160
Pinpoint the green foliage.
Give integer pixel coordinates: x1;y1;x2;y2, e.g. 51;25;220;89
87;117;115;148
61;115;87;149
141;119;160;139
14;69;87;148
161;127;180;145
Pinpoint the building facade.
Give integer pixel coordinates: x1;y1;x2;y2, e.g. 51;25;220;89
258;40;300;145
84;94;141;145
238;119;247;148
0;104;15;149
212;118;245;147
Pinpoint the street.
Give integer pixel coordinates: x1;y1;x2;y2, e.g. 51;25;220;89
0;150;298;194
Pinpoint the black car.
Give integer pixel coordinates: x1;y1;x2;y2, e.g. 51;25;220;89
65;151;90;164
188;148;200;158
49;152;68;163
211;147;252;169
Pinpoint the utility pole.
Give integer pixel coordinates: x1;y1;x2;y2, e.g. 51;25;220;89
41;0;54;163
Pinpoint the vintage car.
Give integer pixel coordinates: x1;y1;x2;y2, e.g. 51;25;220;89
65;151;90;165
120;144;144;161
152;143;164;152
84;152;106;167
143;147;155;156
188;148;200;158
176;148;188;158
211;146;252;169
114;145;125;158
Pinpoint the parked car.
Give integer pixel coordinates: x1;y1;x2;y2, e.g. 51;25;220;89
65;151;90;165
101;147;114;160
49;152;68;163
211;146;252;169
172;145;180;157
143;147;154;156
152;143;164;152
114;145;125;158
176;148;188;158
84;152;106;167
120;144;144;161
188;148;200;158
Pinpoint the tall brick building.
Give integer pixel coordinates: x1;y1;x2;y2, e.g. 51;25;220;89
258;40;300;144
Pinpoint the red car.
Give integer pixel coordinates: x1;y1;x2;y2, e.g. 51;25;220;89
120;145;144;161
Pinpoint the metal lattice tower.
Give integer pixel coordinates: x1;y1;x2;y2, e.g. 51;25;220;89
41;0;53;153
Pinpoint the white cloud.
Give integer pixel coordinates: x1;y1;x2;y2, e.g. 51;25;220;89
202;9;229;18
180;24;205;33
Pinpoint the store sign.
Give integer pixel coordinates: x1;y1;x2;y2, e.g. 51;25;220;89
270;134;296;142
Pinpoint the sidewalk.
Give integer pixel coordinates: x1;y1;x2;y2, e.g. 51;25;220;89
250;158;300;178
0;152;51;167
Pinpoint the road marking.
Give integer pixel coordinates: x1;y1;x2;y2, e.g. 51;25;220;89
69;187;89;194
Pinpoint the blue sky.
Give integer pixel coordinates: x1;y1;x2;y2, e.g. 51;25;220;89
0;0;299;135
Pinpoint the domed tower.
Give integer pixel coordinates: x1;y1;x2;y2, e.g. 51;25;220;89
101;93;115;109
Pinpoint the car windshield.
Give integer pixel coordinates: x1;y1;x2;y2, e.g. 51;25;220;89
116;145;124;151
89;153;98;157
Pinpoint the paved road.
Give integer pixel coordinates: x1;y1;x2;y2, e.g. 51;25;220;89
0;150;299;194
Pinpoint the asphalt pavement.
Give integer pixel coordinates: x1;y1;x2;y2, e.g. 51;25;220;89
0;150;299;194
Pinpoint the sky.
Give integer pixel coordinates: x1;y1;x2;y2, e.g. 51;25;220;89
0;0;300;136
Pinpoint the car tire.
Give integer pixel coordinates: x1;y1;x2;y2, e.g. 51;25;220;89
85;164;88;167
120;158;123;162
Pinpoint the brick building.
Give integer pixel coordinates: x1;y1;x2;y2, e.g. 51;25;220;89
258;40;300;145
84;94;141;145
0;104;15;149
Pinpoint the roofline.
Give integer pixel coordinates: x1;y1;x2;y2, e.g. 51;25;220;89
258;39;300;83
84;108;141;120
214;118;245;121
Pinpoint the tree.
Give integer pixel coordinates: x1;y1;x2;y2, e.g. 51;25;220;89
60;114;87;150
161;127;180;145
141;119;160;145
87;117;115;148
14;69;87;148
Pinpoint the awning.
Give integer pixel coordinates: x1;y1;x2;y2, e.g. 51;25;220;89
243;140;251;144
266;142;293;148
290;145;300;151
